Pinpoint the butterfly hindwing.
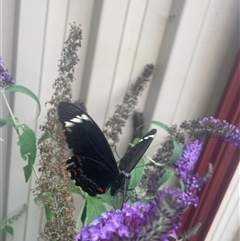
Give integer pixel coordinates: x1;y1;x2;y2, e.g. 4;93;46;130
66;156;116;196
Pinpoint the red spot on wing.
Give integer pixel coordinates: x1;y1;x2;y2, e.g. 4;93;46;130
97;186;108;194
76;156;82;163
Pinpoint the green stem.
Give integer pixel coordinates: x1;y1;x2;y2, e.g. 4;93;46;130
2;90;40;180
2;90;19;133
32;165;40;180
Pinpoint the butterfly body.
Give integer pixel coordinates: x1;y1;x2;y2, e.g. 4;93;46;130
57;101;156;197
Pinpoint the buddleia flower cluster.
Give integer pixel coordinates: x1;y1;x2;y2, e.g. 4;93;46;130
0;56;15;88
75;189;186;241
74;138;210;240
181;117;240;147
35;23;82;241
141;117;238;200
103;64;154;148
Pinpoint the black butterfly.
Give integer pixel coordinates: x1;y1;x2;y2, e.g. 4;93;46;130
57;101;157;197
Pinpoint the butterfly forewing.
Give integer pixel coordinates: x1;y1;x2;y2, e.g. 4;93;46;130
119;129;157;173
57;102;118;173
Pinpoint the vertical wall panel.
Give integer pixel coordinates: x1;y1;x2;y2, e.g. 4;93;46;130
1;1;18;240
205;165;240;241
24;1;70;239
67;0;95;100
148;0;239;143
86;0;130;127
180;0;239;119
5;1;48;240
107;0;148;114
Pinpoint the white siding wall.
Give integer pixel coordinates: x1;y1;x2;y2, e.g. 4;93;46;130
0;0;239;240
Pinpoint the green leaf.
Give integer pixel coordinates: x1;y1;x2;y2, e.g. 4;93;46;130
156;169;175;188
23;164;32;182
38;132;52;144
138;198;150;204
86;197;105;224
5;85;41;117
34;196;40;206
69;182;82;195
81;203;87;224
167;140;182;165
128;156;144;190
3;225;13;235
100;188;122;209
178;179;185;191
132;137;140;145
100;189;113;206
44;205;53;220
150;120;171;133
113;195;123;210
17;124;36;165
0;117;18;127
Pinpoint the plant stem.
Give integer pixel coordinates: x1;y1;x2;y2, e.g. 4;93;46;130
1;90;40;180
32;165;40;180
2;90;19;133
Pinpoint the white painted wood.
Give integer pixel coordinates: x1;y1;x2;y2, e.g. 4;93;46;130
86;0;131;126
1;0;239;240
67;0;95;100
205;165;240;241
147;0;239;155
0;2;17;240
4;1;49;240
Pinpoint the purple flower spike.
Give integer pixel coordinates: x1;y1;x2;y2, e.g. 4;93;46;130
0;56;15;88
175;140;203;181
199;117;240;147
173;140;208;207
76;191;187;241
74;99;87;111
75;202;148;241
